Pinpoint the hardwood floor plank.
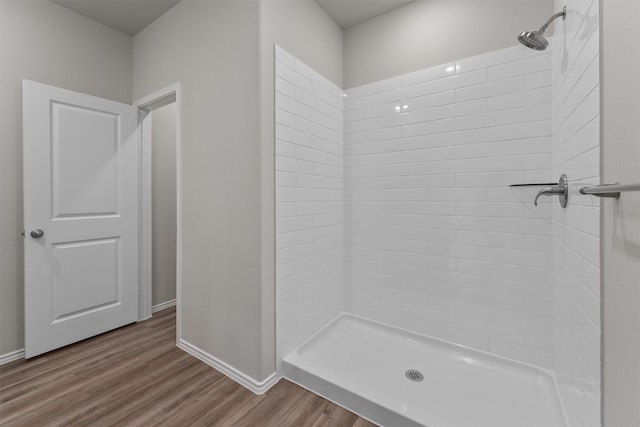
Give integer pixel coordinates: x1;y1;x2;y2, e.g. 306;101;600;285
186;379;261;426
353;418;377;427
321;401;363;426
2;338;182;425
233;380;317;426
122;373;229;426
0;309;376;427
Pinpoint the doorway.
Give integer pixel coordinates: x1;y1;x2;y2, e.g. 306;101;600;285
136;84;182;343
150;102;177;312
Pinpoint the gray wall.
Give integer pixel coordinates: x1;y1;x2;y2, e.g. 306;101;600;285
133;0;268;381
343;0;553;88
0;0;132;356
601;0;640;424
261;0;342;88
151;103;177;307
133;0;342;382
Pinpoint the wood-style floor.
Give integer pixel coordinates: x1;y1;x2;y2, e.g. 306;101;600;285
0;308;375;427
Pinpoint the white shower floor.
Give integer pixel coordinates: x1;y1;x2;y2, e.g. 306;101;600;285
281;315;566;427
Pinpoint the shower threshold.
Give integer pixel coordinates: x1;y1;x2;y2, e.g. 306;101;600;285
281;315;566;427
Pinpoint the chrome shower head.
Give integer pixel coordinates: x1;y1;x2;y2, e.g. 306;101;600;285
518;31;549;51
518;6;566;51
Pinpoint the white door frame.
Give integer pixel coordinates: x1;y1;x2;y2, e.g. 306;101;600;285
134;82;182;344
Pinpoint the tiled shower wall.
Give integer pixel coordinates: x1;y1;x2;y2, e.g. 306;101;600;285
342;46;557;367
551;0;601;425
276;39;601;401
274;47;344;361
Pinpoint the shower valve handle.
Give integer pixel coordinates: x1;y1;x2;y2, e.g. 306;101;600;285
534;174;568;208
534;187;563;204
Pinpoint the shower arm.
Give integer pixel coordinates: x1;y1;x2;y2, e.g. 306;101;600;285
538;6;566;33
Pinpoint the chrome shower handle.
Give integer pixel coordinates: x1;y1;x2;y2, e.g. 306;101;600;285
533;174;568;208
534;187;563;205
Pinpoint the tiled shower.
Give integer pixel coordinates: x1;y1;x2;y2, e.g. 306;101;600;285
341;46;555;368
275;0;600;425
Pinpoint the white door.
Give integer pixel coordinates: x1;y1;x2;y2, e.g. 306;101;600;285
23;80;140;358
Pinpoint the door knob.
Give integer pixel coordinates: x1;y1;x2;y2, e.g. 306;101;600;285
30;229;44;239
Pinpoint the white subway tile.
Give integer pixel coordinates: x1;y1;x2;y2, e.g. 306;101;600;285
526;299;554;318
275;76;296;98
455;99;488;117
344;94;378;111
379;311;428;335
428;323;489;351
402;118;456;137
488;91;527;112
378;83;429;104
490;338;553;368
525;70;552;89
425;69;488;94
456;45;524;73
457;316;525;344
488;120;552;141
275;60;312;92
455;108;525;131
455;301;489;320
526;86;552;105
525;104;552;122
526;330;554;352
489;54;551;81
378;109;428;128
489;309;553;335
275;107;296;128
402;63;456;86
456;76;524;102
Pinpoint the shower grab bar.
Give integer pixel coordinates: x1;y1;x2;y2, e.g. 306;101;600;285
579;183;640;199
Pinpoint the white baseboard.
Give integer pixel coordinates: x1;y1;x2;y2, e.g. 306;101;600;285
178;338;279;395
0;349;24;365
152;299;176;313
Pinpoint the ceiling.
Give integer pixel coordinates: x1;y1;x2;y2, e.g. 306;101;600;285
50;0;418;37
50;0;181;36
315;0;416;29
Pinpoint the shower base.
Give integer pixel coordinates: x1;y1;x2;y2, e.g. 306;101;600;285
281;315;566;427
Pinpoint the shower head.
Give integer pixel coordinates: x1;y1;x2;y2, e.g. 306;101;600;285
518;31;549;51
518;6;566;51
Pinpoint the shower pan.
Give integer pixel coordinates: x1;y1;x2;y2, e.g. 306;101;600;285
282;315;564;427
275;1;601;425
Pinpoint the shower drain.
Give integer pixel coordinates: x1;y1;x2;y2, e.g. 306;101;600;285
405;369;424;382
